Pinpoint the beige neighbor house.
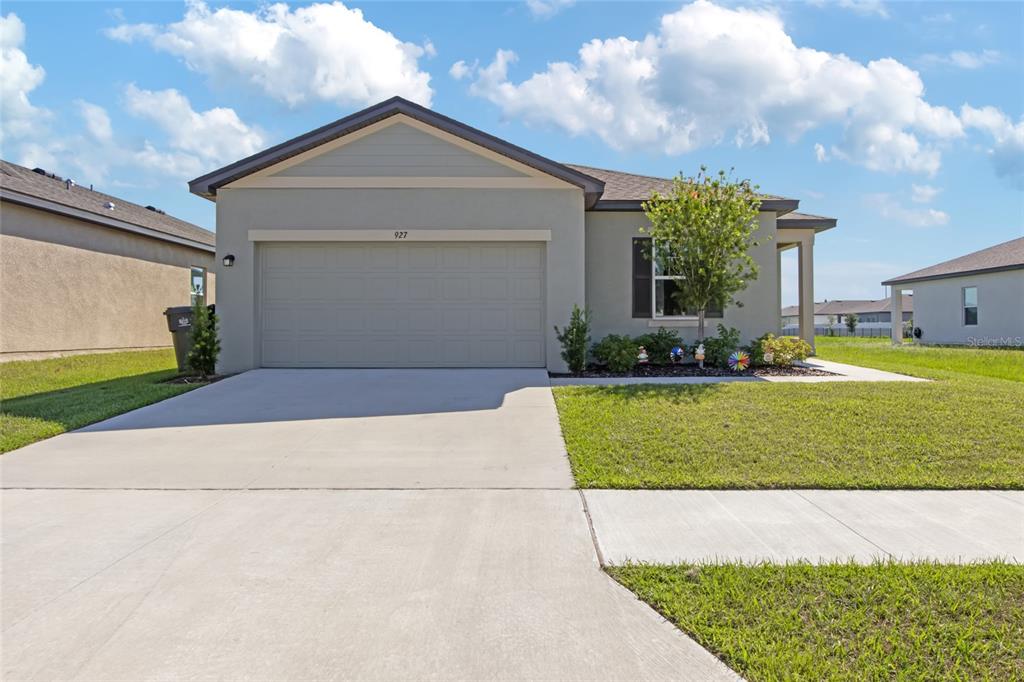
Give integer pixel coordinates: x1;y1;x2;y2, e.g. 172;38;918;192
781;296;913;335
189;97;837;373
0;161;216;360
883;236;1024;346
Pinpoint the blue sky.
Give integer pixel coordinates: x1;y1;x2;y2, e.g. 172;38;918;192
2;0;1022;304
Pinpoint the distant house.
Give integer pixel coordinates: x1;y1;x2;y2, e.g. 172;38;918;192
781;296;913;335
0;160;216;360
883;237;1023;346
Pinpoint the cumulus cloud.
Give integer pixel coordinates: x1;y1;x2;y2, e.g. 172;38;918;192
910;184;940;203
961;104;1024;189
461;0;962;175
76;100;113;142
865;192;949;227
105;0;433;108
0;13;50;145
920;49;1001;70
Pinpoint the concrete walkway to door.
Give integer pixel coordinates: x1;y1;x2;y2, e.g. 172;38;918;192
1;370;736;681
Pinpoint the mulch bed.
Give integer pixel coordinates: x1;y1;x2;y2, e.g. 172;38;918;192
550;363;835;378
161;374;230;385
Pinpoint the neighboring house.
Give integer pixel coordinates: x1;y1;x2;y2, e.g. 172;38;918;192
189;97;836;373
883;237;1024;345
781;296;913;333
0;160;216;360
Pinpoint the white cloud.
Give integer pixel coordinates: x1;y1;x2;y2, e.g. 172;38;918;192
526;0;575;19
814;143;828;162
449;59;474;81
462;0;962;175
76;100;113;142
920;49;1001;70
865;192;949;227
910;184;940;203
0;13;50;145
105;0;433;108
961;104;1024;189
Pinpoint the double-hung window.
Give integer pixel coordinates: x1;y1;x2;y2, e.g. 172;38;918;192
962;286;978;326
632;237;722;319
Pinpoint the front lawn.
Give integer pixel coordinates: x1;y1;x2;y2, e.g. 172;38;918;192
0;350;202;453
553;339;1023;488
610;562;1024;682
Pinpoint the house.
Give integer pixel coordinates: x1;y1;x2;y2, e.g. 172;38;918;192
781;296;913;334
883;237;1023;345
0;160;216;360
189;97;836;373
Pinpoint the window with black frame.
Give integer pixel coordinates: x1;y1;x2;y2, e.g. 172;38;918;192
190;266;207;306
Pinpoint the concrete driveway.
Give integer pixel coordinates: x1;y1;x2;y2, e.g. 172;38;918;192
1;370;734;681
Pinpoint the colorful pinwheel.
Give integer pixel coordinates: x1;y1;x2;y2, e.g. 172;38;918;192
728;350;750;372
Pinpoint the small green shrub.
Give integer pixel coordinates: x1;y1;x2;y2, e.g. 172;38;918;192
845;313;859;334
634;327;683;365
700;324;741;368
554;305;591;374
187;301;221;378
592;334;638;373
751;333;812;366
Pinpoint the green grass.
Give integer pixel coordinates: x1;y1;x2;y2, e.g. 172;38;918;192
553;339;1023;488
816;336;1024;383
610;562;1024;682
1;350;203;453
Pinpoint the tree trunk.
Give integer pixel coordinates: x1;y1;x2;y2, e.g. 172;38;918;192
697;308;706;342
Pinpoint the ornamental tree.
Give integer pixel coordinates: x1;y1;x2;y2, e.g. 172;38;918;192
642;167;763;341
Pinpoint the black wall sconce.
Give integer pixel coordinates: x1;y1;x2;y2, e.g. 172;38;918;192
222;254;235;267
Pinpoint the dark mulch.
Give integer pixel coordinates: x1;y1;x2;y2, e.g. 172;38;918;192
550;363;835;379
161;373;230;385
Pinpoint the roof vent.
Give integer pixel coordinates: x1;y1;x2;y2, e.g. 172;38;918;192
65;179;76;190
32;167;47;175
104;201;116;210
144;205;166;214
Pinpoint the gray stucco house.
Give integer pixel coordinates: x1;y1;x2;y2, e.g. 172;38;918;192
1;160;215;361
884;236;1024;346
189;97;836;373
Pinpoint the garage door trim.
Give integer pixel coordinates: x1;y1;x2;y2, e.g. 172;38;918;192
249;229;551;242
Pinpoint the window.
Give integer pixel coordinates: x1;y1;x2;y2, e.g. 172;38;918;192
190;266;207;306
630;238;722;319
963;286;978;326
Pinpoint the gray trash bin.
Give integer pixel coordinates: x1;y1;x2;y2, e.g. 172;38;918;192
164;306;194;372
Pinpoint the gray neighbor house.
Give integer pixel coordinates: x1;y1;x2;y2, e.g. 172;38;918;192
188;97;837;373
781;296;914;336
884;236;1024;346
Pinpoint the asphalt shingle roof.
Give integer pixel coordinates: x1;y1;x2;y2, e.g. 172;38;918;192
883;237;1024;285
781;296;913;317
1;160;214;248
564;164;794;203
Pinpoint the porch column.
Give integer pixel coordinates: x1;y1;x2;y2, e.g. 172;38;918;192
890;287;903;345
798;236;815;351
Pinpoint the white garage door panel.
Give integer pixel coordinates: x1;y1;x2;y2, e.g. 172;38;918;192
258;242;545;367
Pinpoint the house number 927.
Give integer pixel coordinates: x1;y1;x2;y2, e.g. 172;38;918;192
394;231;408;240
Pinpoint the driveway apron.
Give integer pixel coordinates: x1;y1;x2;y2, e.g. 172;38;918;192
1;370;735;681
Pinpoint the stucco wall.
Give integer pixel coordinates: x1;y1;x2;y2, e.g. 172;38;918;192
213;187;584;373
0;201;215;356
584;211;781;346
908;269;1024;345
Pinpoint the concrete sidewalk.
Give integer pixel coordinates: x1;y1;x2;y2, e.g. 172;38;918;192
584;489;1024;564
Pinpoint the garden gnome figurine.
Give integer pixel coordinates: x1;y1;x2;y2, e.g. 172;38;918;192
637;346;649;364
695;343;705;369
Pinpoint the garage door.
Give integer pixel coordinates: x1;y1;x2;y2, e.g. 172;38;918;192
258;242;545;367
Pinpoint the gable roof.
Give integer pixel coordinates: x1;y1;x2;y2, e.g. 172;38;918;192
781;295;913;317
883;237;1024;286
1;160;214;251
565;164;806;216
189;96;605;207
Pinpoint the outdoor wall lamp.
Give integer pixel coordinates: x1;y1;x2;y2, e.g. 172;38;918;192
222;254;235;267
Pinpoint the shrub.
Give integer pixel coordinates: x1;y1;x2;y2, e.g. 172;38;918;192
700;324;741;368
187;301;221;378
634;327;682;365
750;333;811;367
554;305;591;374
592;334;639;373
845;312;859;334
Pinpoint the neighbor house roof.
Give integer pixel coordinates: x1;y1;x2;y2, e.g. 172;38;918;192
1;160;214;252
189;96;606;207
882;237;1024;286
781;295;913;317
565;164;807;216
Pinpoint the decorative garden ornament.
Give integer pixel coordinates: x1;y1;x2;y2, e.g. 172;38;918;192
728;350;751;372
694;343;705;369
637;346;649;364
670;346;685;364
763;350;774;365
